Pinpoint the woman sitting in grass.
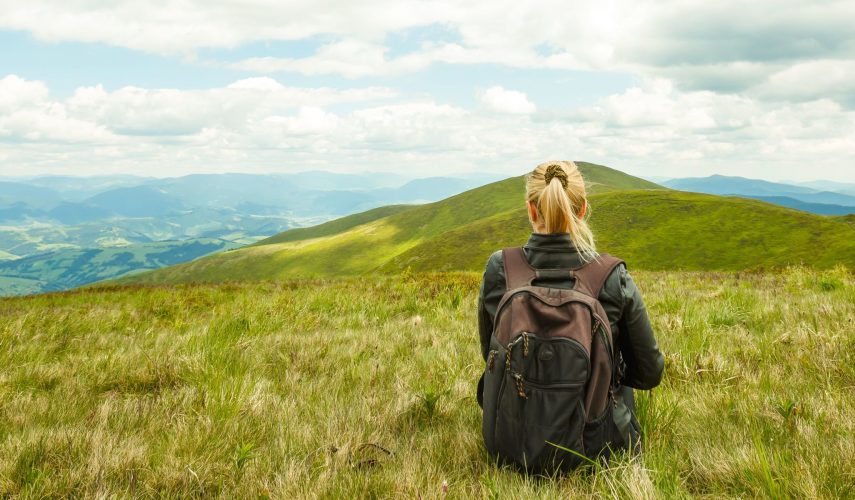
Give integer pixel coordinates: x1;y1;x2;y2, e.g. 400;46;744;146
477;160;664;472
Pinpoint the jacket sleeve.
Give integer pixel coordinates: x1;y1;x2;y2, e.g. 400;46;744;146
478;283;492;362
617;267;665;390
478;250;503;361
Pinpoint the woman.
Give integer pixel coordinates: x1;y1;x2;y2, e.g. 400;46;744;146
476;160;664;467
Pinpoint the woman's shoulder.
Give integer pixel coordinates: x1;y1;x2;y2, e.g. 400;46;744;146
594;253;629;304
486;249;503;266
483;249;505;281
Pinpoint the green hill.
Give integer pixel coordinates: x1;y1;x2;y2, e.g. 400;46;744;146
112;162;657;285
113;162;854;286
382;190;855;272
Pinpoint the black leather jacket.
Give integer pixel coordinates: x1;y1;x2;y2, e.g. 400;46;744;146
476;232;665;444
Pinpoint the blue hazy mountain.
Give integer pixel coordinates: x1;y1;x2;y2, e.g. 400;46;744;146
47;202;114;224
664;175;855;213
23;174;152;201
789;180;855;197
84;186;186;217
0;202;45;221
0;181;61;208
747;196;854;216
664;175;817;196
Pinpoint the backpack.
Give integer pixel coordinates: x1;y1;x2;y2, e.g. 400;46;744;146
481;246;625;473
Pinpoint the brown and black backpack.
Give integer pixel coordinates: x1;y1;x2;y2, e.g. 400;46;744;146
481;246;625;473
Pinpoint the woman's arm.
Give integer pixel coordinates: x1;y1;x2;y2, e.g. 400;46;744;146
618;268;665;390
478;250;504;361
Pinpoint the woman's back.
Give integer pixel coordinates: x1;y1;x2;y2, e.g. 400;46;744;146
476;161;664;470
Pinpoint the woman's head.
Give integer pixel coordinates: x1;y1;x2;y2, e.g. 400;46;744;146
525;160;596;259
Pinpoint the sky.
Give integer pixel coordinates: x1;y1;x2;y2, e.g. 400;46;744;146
0;0;854;182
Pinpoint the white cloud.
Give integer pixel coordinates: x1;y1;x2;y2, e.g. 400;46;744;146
4;0;854;101
229;40;437;78
61;79;396;137
1;74;854;182
0;75;116;143
1;1;854;180
263;107;340;136
0;75;50;112
751;59;855;104
478;86;536;114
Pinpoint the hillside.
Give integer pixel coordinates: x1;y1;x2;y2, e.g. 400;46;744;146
2;269;853;497
115;164;855;286
114;162;855;286
113;162;663;284
380;190;855;272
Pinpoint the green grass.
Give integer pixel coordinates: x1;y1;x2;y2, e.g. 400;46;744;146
384;190;855;272
1;267;853;497
250;204;417;246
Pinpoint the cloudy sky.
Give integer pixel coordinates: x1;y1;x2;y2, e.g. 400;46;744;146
1;0;853;182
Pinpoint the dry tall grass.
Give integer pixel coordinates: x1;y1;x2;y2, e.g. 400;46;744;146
1;267;852;498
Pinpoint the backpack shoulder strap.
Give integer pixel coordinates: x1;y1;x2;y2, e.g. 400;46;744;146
501;247;537;289
572;254;625;298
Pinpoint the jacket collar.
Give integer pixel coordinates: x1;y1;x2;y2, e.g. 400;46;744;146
523;232;580;254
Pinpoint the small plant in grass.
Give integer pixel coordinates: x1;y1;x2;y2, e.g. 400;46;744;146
233;442;256;477
479;473;500;500
773;397;803;428
818;276;842;291
416;387;451;419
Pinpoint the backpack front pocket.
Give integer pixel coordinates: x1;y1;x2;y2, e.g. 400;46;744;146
495;375;587;472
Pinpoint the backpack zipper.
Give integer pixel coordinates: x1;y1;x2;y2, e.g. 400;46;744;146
511;372;586;390
592;318;618;408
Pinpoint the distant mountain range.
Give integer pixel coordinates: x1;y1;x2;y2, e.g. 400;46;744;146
7;168;854;296
0;171;501;295
663;175;855;215
791;179;855;197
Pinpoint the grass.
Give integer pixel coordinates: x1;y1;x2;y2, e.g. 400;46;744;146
2;266;853;497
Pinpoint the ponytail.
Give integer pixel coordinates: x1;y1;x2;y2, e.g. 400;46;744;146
525;161;597;261
539;176;573;233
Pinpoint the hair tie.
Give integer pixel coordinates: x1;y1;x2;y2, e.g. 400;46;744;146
544;164;569;189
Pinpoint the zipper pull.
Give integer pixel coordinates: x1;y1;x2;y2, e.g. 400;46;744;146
487;350;497;372
522;332;529;357
514;372;527;399
505;345;512;371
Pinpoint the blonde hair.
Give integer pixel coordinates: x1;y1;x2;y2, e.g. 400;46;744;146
525;160;597;261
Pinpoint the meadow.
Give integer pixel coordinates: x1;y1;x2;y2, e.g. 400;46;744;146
1;267;853;498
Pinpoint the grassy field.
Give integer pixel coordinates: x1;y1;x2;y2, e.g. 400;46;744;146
2;267;853;498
